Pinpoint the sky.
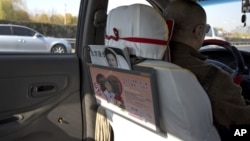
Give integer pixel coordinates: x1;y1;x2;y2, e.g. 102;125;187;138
24;0;149;16
24;0;81;16
24;0;247;32
200;1;245;32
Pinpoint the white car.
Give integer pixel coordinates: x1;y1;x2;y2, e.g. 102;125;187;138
205;25;226;41
0;24;72;53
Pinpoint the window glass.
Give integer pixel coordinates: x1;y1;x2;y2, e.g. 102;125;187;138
0;0;80;53
13;27;35;36
0;26;12;35
200;1;249;45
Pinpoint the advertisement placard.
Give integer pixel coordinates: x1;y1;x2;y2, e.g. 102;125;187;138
88;64;160;132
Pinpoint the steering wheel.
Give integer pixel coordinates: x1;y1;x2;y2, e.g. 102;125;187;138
201;39;250;101
201;39;249;76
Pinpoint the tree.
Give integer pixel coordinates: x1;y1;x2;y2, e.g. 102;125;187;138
71;16;78;25
50;14;64;25
38;13;50;23
15;9;30;22
0;0;28;21
32;13;50;23
65;13;79;25
0;0;14;20
65;13;73;25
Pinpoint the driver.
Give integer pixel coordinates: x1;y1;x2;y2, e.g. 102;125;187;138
164;0;250;136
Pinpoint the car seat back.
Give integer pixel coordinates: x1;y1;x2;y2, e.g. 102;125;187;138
91;4;221;141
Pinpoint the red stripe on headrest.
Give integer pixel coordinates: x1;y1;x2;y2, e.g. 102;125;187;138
120;37;167;45
105;28;168;45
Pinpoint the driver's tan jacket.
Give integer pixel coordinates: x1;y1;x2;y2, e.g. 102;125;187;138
169;41;250;128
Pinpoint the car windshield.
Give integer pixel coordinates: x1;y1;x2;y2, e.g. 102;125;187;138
200;0;250;52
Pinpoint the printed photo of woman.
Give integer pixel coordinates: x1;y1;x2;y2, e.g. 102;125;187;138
104;48;130;70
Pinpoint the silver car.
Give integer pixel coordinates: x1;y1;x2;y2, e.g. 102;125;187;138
0;24;72;53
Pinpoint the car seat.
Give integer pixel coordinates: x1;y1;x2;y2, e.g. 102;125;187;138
93;3;221;141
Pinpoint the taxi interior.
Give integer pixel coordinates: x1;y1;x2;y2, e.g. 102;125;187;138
0;0;250;141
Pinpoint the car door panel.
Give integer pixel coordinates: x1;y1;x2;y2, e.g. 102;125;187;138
0;54;82;141
0;36;18;52
17;37;47;52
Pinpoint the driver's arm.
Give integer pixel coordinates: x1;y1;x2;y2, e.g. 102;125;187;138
208;68;250;128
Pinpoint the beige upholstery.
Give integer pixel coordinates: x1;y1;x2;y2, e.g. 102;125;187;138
136;60;220;141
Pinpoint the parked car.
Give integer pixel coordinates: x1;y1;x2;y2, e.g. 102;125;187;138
0;24;72;53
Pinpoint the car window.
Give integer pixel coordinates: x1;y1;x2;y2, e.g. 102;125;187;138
0;26;12;35
0;0;80;53
13;26;36;36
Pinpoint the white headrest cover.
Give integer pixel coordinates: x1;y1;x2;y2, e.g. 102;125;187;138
105;4;169;59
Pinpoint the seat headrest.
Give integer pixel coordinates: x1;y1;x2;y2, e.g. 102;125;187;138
105;4;172;60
